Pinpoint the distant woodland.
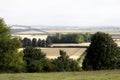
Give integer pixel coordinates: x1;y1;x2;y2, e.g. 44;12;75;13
22;33;91;47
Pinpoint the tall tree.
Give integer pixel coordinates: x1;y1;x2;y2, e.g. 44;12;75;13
22;38;32;47
0;18;23;72
41;40;46;47
46;36;52;47
32;38;37;47
0;18;10;38
22;38;28;47
37;39;42;47
82;32;120;70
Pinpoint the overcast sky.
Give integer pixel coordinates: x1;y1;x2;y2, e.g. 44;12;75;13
0;0;120;26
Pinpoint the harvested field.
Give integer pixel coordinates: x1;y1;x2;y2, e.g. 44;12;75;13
51;43;90;47
115;41;120;46
18;47;86;59
41;48;86;59
18;41;120;59
45;29;120;34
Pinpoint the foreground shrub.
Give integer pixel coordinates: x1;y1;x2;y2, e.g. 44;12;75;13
52;50;80;71
23;47;47;72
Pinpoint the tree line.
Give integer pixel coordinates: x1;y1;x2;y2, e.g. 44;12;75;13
49;33;91;43
22;37;52;47
23;47;80;72
22;33;91;48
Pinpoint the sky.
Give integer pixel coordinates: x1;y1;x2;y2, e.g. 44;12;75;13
0;0;120;26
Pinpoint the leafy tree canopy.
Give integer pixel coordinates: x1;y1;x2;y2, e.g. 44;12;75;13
0;18;22;72
23;47;46;72
82;32;120;70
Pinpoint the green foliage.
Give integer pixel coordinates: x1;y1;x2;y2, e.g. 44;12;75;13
37;39;42;47
0;18;23;73
82;32;120;70
46;36;52;47
41;40;46;47
75;34;84;43
22;37;52;47
23;48;80;72
42;58;55;72
83;32;91;42
22;38;31;47
22;33;91;47
22;38;30;47
77;51;86;68
9;51;26;72
49;33;91;43
52;50;80;71
23;47;47;72
0;18;10;38
32;38;37;47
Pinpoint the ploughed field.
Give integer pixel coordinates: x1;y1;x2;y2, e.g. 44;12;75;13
0;70;120;80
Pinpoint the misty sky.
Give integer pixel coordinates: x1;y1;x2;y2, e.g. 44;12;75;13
0;0;120;26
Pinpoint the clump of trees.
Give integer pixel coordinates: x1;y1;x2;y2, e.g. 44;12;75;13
49;33;91;43
52;50;80;71
23;47;80;72
23;47;48;72
22;33;91;48
22;37;52;47
82;32;120;70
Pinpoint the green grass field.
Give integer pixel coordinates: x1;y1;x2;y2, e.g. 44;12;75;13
0;70;120;80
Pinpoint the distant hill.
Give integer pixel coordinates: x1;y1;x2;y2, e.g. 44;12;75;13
10;25;120;34
11;25;120;30
10;25;120;41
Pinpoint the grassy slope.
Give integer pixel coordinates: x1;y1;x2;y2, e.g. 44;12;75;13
0;70;120;80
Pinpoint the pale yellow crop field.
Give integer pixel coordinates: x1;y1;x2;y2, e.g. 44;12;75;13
41;48;86;59
18;41;120;59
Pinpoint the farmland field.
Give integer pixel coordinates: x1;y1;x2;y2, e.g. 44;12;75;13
0;70;120;80
18;41;120;60
41;48;86;59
